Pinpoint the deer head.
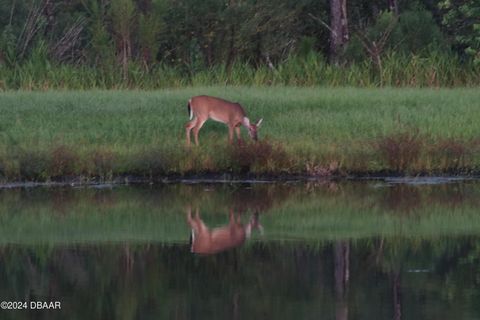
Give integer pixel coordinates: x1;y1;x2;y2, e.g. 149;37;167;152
244;117;263;141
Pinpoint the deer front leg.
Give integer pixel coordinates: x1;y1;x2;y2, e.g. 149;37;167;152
229;208;236;224
228;125;234;144
235;126;243;145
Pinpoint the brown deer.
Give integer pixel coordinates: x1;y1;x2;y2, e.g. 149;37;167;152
186;207;263;255
185;95;263;146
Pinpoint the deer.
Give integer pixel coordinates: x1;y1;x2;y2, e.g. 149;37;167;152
185;95;263;146
186;206;263;255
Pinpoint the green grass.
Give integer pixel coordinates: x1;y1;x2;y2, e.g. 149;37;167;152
1;86;480;180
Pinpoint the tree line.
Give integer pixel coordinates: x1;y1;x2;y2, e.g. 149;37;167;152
0;0;478;88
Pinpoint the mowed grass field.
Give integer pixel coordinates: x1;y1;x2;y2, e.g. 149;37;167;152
1;86;480;180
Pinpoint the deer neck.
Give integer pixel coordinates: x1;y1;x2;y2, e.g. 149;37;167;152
242;117;251;129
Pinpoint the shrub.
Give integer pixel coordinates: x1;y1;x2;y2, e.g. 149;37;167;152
228;140;292;174
49;145;79;178
376;130;423;172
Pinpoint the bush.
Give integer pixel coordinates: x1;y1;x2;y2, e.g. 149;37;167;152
376;130;423;172
228;140;292;174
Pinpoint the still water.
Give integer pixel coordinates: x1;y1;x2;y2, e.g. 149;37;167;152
0;180;479;319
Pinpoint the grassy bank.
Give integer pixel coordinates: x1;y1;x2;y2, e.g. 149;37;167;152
1;86;480;181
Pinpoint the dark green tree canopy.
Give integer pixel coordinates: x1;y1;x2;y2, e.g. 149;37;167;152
0;0;478;88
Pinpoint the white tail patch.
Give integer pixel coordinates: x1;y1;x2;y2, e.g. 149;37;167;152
188;99;193;120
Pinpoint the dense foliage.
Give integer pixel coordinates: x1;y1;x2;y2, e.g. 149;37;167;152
0;0;479;88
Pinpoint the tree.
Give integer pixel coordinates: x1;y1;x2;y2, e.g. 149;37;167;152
84;0;114;67
439;0;480;65
387;0;399;15
110;0;136;81
238;1;300;67
355;11;398;85
329;0;349;64
137;0;165;69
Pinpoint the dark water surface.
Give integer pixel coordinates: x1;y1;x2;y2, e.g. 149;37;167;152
0;180;480;319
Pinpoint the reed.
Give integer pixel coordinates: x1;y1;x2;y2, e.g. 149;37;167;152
0;52;478;90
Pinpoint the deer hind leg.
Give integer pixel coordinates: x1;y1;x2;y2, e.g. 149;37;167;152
187;206;204;233
193;118;206;146
185;118;198;147
186;206;194;226
193;207;209;233
186;206;201;234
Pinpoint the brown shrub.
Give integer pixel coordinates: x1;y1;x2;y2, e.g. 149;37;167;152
376;130;423;172
228;140;292;174
91;149;116;178
49;145;78;178
427;138;472;171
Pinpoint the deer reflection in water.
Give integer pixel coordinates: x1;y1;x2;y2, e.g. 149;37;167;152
187;206;263;255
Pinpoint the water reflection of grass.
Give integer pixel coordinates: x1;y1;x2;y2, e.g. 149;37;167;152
1;182;480;244
1;88;480;180
263;202;480;241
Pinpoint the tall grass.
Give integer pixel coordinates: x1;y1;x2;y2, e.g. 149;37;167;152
0;87;480;181
0;52;478;90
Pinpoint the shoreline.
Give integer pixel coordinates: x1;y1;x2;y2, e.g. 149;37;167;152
0;173;477;189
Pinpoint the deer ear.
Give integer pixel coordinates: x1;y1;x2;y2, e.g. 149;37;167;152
256;118;263;127
243;117;251;127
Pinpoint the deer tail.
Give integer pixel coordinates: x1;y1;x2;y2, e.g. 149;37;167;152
187;99;193;120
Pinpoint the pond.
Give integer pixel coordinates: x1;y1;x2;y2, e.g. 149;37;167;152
0;179;479;319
